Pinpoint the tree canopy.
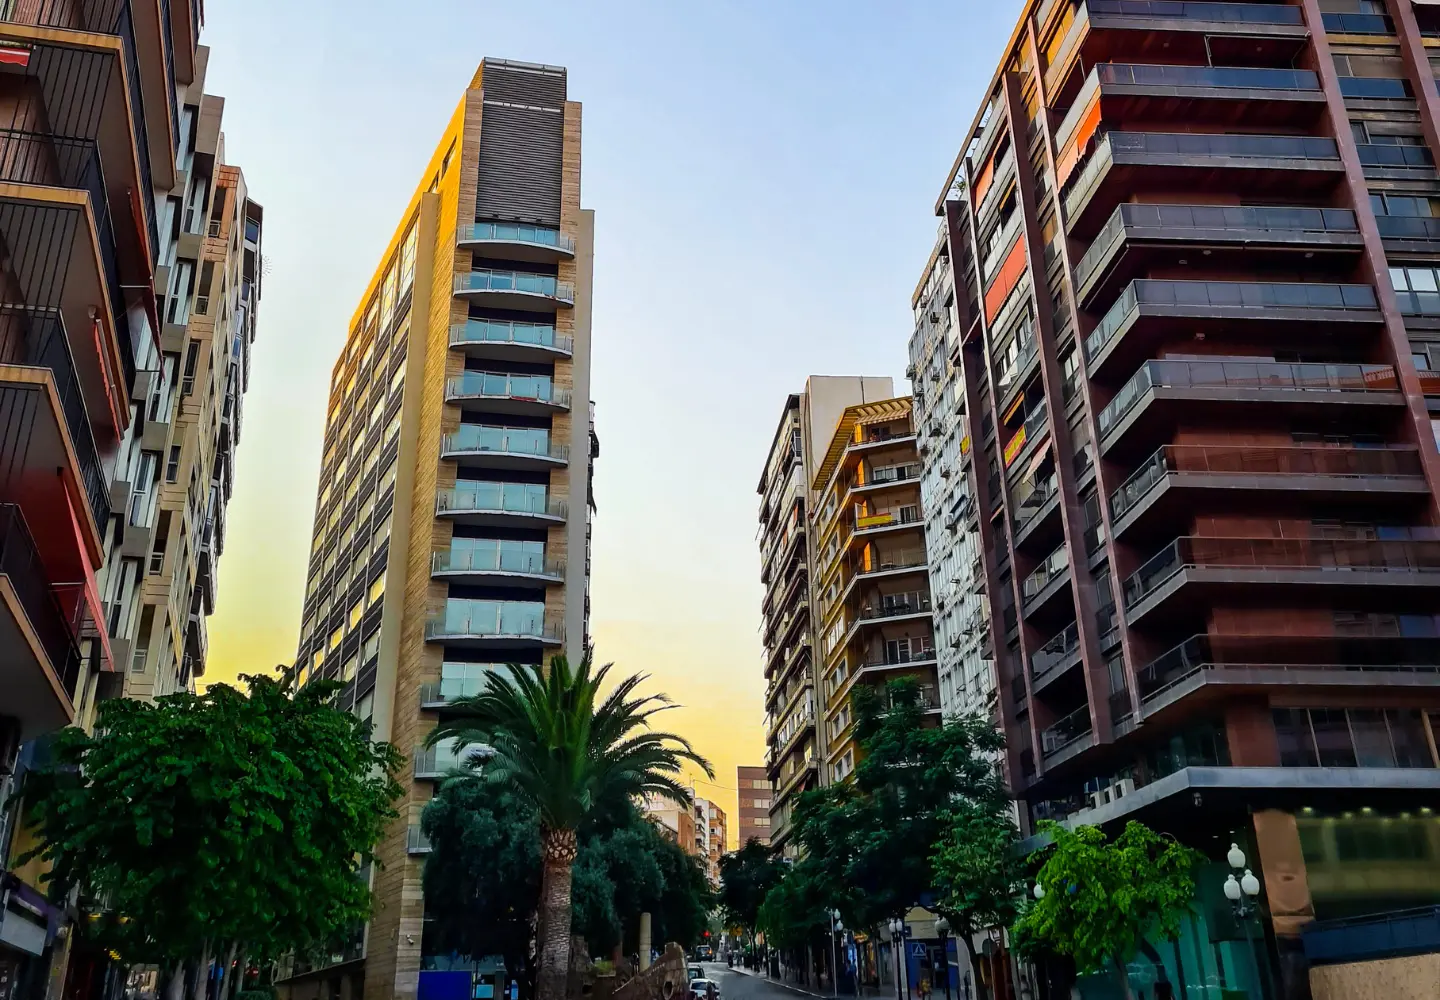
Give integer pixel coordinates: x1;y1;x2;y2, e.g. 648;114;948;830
930;801;1026;1000
717;840;785;936
19;673;403;971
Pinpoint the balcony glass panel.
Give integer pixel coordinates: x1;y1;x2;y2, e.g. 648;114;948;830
1023;545;1071;602
1376;216;1440;241
1088;0;1301;26
439;538;550;576
0;504;81;700
440;481;554;516
448;371;567;405
1098;360;1397;437
463;222;574;253
1096;63;1319;92
1322;11;1393;33
1338;77;1409;100
1110;444;1423;520
1110;131;1338;160
443;424;566;459
1355;143;1432;168
1033;621;1081;679
456;270;574;300
450;319;572;353
1123;536;1440;609
1041;705;1092;756
438;599;548;637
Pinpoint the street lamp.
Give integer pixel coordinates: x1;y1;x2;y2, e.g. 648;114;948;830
1222;844;1265;995
933;917;951;1000
829;909;843;999
1032;882;1045;900
889;918;907;1000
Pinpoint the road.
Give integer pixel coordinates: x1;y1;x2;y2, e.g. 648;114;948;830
698;962;814;1000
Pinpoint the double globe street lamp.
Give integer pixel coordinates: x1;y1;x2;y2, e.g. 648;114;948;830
888;918;907;1000
1223;843;1266;995
933;917;952;1000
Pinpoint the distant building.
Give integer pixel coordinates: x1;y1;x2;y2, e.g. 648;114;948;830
643;793;697;853
735;766;773;847
693;797;727;883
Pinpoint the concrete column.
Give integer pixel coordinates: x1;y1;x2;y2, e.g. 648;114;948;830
639;913;652;971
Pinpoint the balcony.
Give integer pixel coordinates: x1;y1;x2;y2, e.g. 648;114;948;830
453;270;574;312
0;309;110;543
431;545;564;588
1032;621;1083;694
852;592;932;628
858;646;939;676
1109;444;1428;540
419;663;518;709
1012;471;1062;553
850;463;922;498
1136;632;1440;719
406;826;432;855
1022;544;1072;622
1375;215;1440;252
435;483;567;528
850;508;924;542
1097;360;1402;457
445;371;571;416
0;503;82;740
1041;704;1094;763
449;319;574;362
1075;205;1362;310
1064;132;1342;238
424;599;563;650
413;741;478;780
1122;535;1440;626
1338;77;1409;103
1355;143;1433;179
458;221;575;262
441;425;569;470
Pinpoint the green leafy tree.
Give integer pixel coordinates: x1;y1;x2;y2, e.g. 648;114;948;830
649;832;713;948
19;673;403;986
930;803;1026;1000
717;840;785;938
1012;821;1203;1000
426;654;712;1000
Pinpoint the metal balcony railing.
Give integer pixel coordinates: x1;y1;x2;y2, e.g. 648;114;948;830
1124;536;1440;609
450;318;573;353
454;270;575;303
425;600;562;642
1375;216;1440;241
442;425;569;462
432;547;564;579
1096;62;1319;92
1356;143;1432;168
0;309;109;527
1089;0;1301;26
855;548;928;574
861;646;938;669
1085;279;1376;362
1041;705;1092;756
0;503;82;701
1339;77;1409;100
1322;11;1393;34
856;593;932;622
1023;545;1071;602
1098;360;1398;438
461;222;575;254
437;483;567;519
1076;204;1358;293
446;371;571;408
1032;621;1081;681
1110;444;1423;521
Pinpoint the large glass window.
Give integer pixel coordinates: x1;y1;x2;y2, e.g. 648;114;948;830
1274;707;1436;768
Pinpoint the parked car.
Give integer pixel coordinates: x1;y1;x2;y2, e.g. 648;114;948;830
687;966;705;983
689;979;719;1000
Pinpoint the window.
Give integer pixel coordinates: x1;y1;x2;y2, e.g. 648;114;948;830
348;599;364;631
1274;707;1436;768
752;799;772;810
362;630;381;662
379;459;398;497
341;653;358;683
167;260;195;325
195;261;215;315
149;510;171;575
165;445;182;483
372;514;392;550
754;817;771;828
399;223;417;296
329;627;343;651
129;452;160;528
389;363;405;398
181;340;200;396
131;605;155;672
368;574;385;606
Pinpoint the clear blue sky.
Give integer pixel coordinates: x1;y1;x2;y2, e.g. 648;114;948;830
202;0;1021;826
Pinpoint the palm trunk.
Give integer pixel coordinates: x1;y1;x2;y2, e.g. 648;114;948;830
536;826;578;1000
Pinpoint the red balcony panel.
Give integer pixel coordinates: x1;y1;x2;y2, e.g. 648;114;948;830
984;239;1028;324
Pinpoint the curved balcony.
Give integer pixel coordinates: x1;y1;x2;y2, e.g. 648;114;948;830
436;483;567;528
1122;535;1440;626
1109;444;1427;540
446;371;571;416
458;222;575;262
453;270;574;312
431;545;564;588
441;425;569;470
1063;132;1342;238
1097;360;1402;458
424;599;563;650
449;319;573;363
1075;205;1362;310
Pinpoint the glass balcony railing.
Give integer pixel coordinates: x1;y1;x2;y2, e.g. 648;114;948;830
1086;280;1376;364
1076;204;1358;293
1322;11;1393;34
420;663;517;704
449;318;573;354
1088;0;1301;26
1376;216;1440;241
1356;143;1433;168
1338;77;1409;100
1033;621;1082;681
446;371;571;407
1110;444;1424;521
1123;535;1440;609
0;503;81;701
433;543;563;579
454;270;575;302
1098;360;1397;439
1023;544;1071;603
425;598;560;641
1041;705;1093;756
437;482;567;519
461;222;575;254
861;645;938;669
442;424;569;462
1095;62;1319;92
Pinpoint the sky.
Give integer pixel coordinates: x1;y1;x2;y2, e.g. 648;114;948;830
200;0;1020;843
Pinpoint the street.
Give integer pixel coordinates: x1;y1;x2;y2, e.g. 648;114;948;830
698;963;818;1000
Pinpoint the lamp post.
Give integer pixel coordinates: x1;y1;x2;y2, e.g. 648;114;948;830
933;917;951;1000
889;918;906;1000
1222;843;1265;997
830;909;843;999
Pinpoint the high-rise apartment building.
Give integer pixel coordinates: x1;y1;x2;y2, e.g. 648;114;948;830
921;0;1440;992
910;236;994;718
810;397;936;784
693;797;727;883
735;765;773;847
758;376;892;854
0;4;258;994
279;59;594;1000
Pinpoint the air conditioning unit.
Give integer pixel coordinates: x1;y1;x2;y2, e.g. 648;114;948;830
1111;777;1136;800
1088;791;1106;810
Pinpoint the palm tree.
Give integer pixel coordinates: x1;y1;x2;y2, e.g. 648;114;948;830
425;653;712;1000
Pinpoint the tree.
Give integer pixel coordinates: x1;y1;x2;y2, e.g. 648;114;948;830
929;803;1026;1000
1012;821;1203;1000
19;673;403;987
717;840;785;938
426;654;712;1000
